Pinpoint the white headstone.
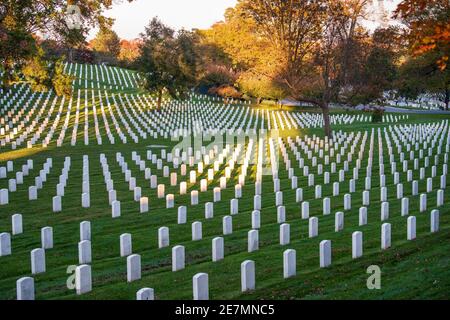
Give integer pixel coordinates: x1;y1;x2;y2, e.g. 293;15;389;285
133;187;142;202
108;190;116;205
178;206;187;224
248;230;259;252
323;198;330;215
335;211;344;232
136;288;154;300
12;213;23;235
275;191;283;206
419;194;427;212
407;216;416;240
0;232;11;256
241;260;255;292
296;188;303;202
0;189;9;205
205;202;214;219
223;216;232;235
192;221;202;241
31;248;46;274
8;179;16;192
283;249;296;279
28;186;37;200
332;182;339;196
320;240;331;268
112;200;121;218
78;240;92;264
359;207;367;226
397;184;403;199
362;190;370;206
75;264;92;295
309;217;318;238
230;199;238;215
157;226;170;248
16;277;35;300
120;233;132;257
191;190;199;205
401;197;409;216
280;223;290;245
352;231;363;259
157;184;165;198
82;193;90;208
139;197;149;213
193;273;209;300
41;227;53;249
127;254;141;282
381;202;389;221
412;180;418;195
344;194;351;210
301;201;309;219
212;237;224;262
431;209;439;233
172;245;185;271
437;189;444;207
381;223;391;250
254;195;261;210
252;210;261;229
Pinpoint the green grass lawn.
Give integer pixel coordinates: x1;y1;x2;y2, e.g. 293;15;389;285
0;65;449;300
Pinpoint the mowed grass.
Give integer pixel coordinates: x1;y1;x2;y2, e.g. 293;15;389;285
0;83;449;300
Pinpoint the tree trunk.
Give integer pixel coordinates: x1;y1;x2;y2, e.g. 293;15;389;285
296;97;332;138
445;88;449;111
321;102;332;138
157;89;163;110
68;48;73;63
256;97;262;105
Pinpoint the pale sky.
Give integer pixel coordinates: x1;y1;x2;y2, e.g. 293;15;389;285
89;0;238;40
89;0;402;40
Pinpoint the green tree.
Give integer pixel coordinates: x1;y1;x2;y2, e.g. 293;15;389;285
0;0;132;93
137;18;199;109
21;47;51;92
51;58;74;98
397;51;450;110
91;26;121;64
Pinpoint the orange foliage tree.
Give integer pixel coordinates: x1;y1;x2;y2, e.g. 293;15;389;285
394;0;450;70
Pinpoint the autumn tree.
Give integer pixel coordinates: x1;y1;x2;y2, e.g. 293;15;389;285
240;0;349;137
137;18;199;109
198;4;284;103
342;26;402;106
333;0;372;89
393;0;449;108
394;0;450;70
238;0;398;136
118;39;141;67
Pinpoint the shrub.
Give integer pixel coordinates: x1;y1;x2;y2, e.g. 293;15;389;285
371;108;384;123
